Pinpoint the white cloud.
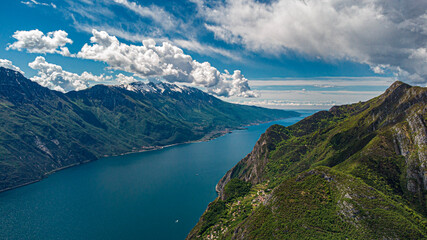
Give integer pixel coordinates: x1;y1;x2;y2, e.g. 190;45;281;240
67;0;115;21
77;29;256;97
195;0;427;84
75;23;239;61
21;0;55;8
0;59;25;74
7;30;73;56
115;73;138;84
204;24;240;44
74;23;157;43
227;88;385;110
67;0;189;43
112;0;176;30
65;0;236;61
370;64;390;74
249;77;394;87
173;39;241;60
28;56;112;92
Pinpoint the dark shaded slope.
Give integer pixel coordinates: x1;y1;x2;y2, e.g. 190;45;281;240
0;68;99;191
0;67;298;192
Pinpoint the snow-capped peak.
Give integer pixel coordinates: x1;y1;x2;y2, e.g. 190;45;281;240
118;81;191;95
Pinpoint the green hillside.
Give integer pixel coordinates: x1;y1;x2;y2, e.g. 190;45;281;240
0;67;298;192
188;81;427;239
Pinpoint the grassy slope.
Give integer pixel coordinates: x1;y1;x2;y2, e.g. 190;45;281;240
188;81;427;239
0;68;299;192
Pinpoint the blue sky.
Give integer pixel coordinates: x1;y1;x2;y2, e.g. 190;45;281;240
1;0;426;109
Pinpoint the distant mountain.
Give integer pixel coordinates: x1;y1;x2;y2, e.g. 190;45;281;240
188;81;427;239
0;67;299;192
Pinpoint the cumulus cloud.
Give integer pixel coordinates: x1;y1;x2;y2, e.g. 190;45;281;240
0;59;25;74
195;0;427;84
115;73;138;84
64;0;235;61
28;56;112;92
7;30;73;56
75;24;239;61
77;29;256;97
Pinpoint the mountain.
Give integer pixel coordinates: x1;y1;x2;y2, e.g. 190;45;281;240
188;81;427;239
0;67;299;192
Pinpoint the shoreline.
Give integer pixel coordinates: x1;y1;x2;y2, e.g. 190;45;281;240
0;116;300;194
99;117;292;158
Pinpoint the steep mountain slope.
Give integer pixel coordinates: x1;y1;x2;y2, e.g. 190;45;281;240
0;67;298;192
188;81;427;239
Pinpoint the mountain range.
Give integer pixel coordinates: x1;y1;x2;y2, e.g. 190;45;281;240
0;67;298;192
188;81;427;239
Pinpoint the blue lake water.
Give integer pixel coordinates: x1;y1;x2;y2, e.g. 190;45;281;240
0;110;317;240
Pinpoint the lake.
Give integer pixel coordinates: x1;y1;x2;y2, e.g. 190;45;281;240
0;110;317;240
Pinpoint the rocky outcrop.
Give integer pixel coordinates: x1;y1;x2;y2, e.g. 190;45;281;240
216;110;340;199
190;81;427;239
393;109;427;194
216;124;288;199
227;167;426;240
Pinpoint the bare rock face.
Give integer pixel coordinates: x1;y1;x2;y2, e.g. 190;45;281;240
407;113;427;190
216;110;337;199
386;82;427;194
393;109;427;192
216;124;288;199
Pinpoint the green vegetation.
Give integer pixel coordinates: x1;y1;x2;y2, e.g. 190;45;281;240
0;67;298;192
238;167;426;240
223;179;252;202
198;200;227;235
188;81;427;239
